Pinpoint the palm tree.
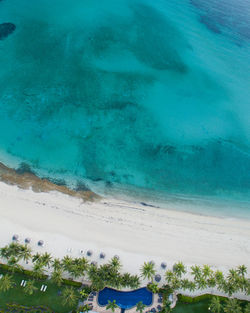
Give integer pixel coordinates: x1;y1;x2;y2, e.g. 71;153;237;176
181;279;190;290
77;304;91;313
61;286;79;307
136;301;146;313
19;245;32;264
141;262;156;281
130;275;140;289
227;269;239;282
32;252;42;264
244;303;250;313
0;246;10;261
149;282;159;293
23;280;38;295
51;269;64;286
237;265;247;277
161;300;172;313
32;262;45;279
106;300;118;312
207;276;217;288
7;256;19;269
196;277;207;290
0;274;14;292
191;265;202;280
79;257;89;272
223;298;242;313
40;252;52;268
173;262;186;278
209;296;221;313
165;270;174;284
215;270;225;291
202;265;213;278
170;276;182;290
109;257;121;271
62;255;74;272
79;289;89;300
188;281;196;292
52;258;62;271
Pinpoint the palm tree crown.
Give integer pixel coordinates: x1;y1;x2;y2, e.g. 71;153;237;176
23;280;38;295
173;262;186;278
61;286;79;307
223;298;242;313
141;262;156;281
136;301;146;313
209;296;221;313
106;300;118;312
0;274;14;292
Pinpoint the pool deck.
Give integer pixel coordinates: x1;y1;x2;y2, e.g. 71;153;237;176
85;293;161;313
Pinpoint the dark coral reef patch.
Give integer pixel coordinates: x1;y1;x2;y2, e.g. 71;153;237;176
0;23;16;40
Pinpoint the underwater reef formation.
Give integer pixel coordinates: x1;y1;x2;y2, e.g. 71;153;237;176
0;23;16;40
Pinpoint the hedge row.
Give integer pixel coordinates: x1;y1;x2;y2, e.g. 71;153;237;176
62;278;82;287
6;303;54;313
178;293;228;303
0;263;48;280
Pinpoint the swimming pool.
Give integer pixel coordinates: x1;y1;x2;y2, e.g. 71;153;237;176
98;287;153;310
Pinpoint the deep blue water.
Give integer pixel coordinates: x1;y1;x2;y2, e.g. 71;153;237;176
0;0;249;216
98;287;153;309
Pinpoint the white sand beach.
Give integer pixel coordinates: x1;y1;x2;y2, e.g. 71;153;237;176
1;180;250;280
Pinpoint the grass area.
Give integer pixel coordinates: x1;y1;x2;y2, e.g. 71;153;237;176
0;268;79;313
172;299;210;313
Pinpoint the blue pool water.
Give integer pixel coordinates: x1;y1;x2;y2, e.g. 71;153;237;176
98;287;153;309
0;0;249;216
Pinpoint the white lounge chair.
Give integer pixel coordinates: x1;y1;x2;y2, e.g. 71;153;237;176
40;284;44;291
23;281;27;287
43;285;47;292
0;274;3;279
20;280;24;286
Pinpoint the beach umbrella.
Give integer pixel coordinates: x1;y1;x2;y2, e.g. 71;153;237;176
114;255;119;260
91;261;97;266
100;252;106;259
25;238;31;244
38;240;44;246
149;260;155;265
87;250;93;256
12;234;19;241
161;262;167;269
155;274;161;282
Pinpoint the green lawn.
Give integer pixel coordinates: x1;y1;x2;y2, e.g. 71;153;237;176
172;299;210;313
0;268;79;313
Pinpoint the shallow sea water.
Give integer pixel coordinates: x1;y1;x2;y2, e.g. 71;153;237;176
0;0;249;216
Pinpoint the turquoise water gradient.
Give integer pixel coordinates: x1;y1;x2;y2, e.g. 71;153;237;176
0;0;250;214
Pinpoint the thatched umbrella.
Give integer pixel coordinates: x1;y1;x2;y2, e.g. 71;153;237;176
25;238;31;244
155;274;161;282
38;240;44;246
114;255;119;260
100;252;106;259
161;262;167;269
87;250;93;257
12;234;19;241
91;261;97;266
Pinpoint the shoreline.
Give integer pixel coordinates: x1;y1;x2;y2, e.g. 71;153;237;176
0;161;250;299
0;161;100;202
0;179;250;268
1;159;249;220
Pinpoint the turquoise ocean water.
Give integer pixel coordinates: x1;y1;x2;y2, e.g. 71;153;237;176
0;0;250;217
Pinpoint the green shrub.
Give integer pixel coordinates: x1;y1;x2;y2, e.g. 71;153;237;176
0;263;23;274
62;278;82;287
178;294;228;303
0;263;48;280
